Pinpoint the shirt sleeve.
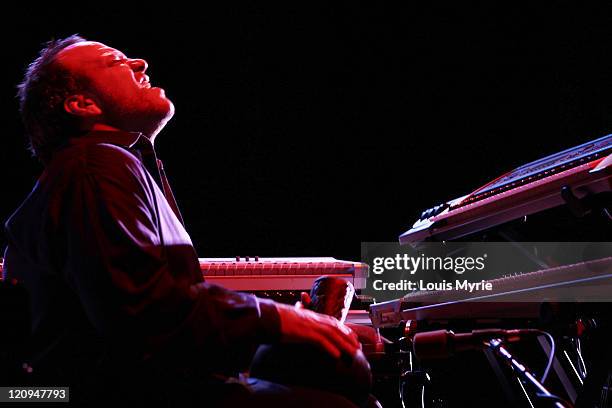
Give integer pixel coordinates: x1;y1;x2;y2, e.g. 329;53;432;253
55;143;280;372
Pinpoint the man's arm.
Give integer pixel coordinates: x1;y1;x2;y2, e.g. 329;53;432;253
57;144;280;365
57;143;357;369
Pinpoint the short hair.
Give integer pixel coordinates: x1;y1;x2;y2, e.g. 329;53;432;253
17;35;87;164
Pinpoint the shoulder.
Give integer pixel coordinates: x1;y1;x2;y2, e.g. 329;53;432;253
51;142;148;183
40;142;157;209
85;142;142;171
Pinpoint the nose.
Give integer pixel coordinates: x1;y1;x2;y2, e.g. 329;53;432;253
129;58;148;73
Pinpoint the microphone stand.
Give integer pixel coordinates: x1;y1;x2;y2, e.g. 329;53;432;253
486;338;573;408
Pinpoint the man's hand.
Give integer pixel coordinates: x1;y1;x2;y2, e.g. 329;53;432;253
274;302;360;360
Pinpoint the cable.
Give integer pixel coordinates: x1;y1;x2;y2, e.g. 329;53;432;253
535;393;574;408
399;371;407;408
537;330;556;384
576;338;587;378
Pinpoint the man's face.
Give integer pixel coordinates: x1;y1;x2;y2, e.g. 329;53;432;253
57;41;174;138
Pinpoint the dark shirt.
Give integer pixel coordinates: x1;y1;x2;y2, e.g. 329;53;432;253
3;130;280;389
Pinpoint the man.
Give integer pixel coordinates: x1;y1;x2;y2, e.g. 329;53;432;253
3;35;360;406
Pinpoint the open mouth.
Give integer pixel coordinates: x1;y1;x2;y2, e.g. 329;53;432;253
139;75;151;88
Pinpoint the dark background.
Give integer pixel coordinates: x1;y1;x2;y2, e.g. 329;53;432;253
1;4;611;260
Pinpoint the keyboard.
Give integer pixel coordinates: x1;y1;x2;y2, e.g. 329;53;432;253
199;257;368;291
369;257;612;328
400;134;612;243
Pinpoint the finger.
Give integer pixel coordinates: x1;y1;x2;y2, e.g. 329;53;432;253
309;332;341;359
314;314;360;349
315;323;359;357
335;323;360;349
301;309;360;352
334;331;360;356
339;323;355;337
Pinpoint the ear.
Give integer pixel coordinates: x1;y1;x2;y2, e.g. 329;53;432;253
63;94;102;117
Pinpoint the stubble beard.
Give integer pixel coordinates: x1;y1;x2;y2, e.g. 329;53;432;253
101;93;175;141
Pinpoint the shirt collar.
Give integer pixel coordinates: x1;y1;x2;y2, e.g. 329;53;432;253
68;129;150;150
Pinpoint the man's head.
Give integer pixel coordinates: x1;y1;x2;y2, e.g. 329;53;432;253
18;35;174;163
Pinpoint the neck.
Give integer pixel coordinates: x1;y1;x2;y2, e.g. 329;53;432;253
90;123;122;132
88;123;156;145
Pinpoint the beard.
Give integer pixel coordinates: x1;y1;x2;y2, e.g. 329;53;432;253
97;89;175;141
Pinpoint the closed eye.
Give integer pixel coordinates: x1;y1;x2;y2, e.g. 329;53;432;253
109;58;129;66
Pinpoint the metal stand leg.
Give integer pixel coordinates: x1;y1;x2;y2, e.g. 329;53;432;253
487;338;573;408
